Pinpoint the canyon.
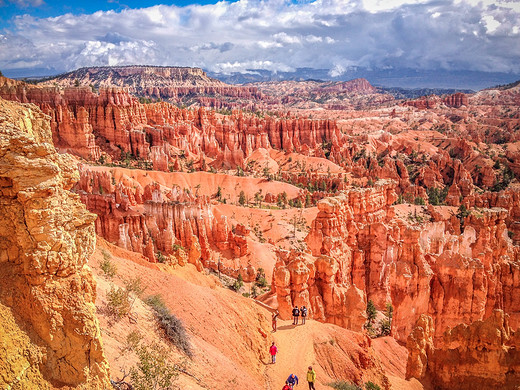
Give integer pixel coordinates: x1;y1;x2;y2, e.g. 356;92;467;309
1;68;520;389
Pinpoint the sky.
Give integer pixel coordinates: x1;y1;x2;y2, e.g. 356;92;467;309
0;0;519;80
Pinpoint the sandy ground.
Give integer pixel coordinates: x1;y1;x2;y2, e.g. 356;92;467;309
264;319;335;390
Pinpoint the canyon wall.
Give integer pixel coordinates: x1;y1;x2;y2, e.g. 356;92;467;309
0;98;110;388
74;166;254;279
273;181;520;342
406;310;520;389
0;79;341;169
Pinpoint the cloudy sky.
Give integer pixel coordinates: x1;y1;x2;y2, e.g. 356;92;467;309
0;0;519;79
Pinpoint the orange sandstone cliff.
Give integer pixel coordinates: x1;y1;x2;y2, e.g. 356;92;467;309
406;310;520;389
0;97;110;388
273;181;520;343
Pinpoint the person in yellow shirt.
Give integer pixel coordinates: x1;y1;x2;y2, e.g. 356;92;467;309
307;366;316;389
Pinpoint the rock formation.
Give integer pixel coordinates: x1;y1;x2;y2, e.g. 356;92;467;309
0;98;110;388
406;310;520;389
38;66;263;107
74;166;254;279
273;181;520;342
0;79;342;171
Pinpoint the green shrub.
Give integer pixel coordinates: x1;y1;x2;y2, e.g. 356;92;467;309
231;273;244;292
426;187;448;205
100;250;116;278
124;276;146;297
238;190;246;206
380;318;391;336
365;382;381;390
328;380;362;390
256;277;268;288
125;330;143;351
366;300;377;324
414;196;425;205
130;342;179;390
106;286;131;319
156;251;166;263
145;295;193;358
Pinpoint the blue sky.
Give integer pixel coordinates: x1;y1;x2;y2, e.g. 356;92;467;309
0;1;226;23
1;0;519;81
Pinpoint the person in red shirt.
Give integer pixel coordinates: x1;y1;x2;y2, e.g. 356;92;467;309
269;341;278;364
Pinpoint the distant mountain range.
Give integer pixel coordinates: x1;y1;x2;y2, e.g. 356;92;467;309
8;65;520;91
208;67;520;91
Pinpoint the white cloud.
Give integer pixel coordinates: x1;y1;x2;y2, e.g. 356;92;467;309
0;0;519;75
305;34;322;42
361;0;429;13
482;15;500;33
273;32;301;44
329;63;346;77
212;60;295;74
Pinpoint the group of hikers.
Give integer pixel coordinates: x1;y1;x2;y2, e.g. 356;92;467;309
282;369;316;390
280;368;316;390
269;342;316;390
271;305;308;332
291;305;308;325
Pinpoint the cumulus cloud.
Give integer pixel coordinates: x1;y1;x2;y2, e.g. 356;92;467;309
0;0;519;75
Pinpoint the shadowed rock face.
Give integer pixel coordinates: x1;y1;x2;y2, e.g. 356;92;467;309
406;310;520;390
0;97;110;388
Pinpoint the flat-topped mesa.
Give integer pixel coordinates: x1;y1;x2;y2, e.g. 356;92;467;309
75;166;251;277
39;65;263;102
401;92;468;110
42;66;217;87
274;180;520;342
0;97;110;388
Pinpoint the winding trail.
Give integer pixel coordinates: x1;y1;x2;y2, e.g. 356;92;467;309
263;319;326;390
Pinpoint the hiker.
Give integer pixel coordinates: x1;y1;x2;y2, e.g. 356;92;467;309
307;366;316;389
269;341;278;364
272;311;279;332
287;373;299;388
301;306;308;325
282;381;292;390
292;306;300;325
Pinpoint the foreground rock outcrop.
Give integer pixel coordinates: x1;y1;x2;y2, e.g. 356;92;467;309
0;97;110;388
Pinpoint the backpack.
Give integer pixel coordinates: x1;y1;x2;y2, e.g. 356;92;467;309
292;307;300;316
302;307;307;317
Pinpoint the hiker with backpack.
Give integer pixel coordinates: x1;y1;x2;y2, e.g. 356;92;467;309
301;306;308;324
272;310;279;332
292;306;300;325
269;341;278;364
306;366;316;389
287;373;299;388
282;380;292;390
